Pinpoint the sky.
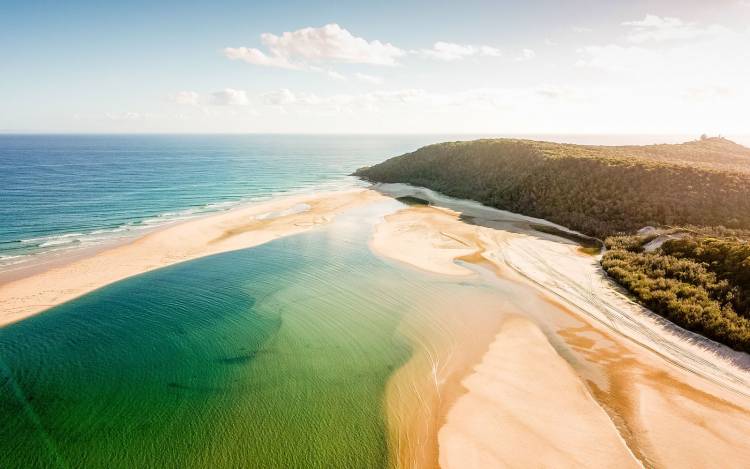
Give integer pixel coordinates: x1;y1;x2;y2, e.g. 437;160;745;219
1;0;749;135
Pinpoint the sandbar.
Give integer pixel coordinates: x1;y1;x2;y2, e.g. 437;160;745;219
0;189;384;326
369;187;750;468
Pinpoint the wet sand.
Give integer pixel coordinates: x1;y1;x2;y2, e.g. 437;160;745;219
0;189;384;326
371;184;750;469
384;289;509;468
4;182;750;468
439;316;640;469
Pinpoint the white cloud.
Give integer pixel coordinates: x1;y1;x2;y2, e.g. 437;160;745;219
422;42;474;61
366;89;427;104
223;47;299;69
577;17;745;76
575;19;750;129
478;45;503;57
684;84;733;101
515;48;536;61
576;44;657;71
254;86;580;117
420;42;501;61
225;24;405;69
534;85;579;100
257;88;429;114
622;15;729;43
150;75;749;133
261;88;298;106
355;72;383;85
210;88;249;106
172;91;200;106
105;112;143;121
326;70;347;81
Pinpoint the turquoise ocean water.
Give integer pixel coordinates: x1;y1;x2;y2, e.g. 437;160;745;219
0;200;509;468
4;133;746;269
0;134;468;268
5;133;744;467
0;135;492;467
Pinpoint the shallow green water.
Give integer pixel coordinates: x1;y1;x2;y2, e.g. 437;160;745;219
0;202;492;468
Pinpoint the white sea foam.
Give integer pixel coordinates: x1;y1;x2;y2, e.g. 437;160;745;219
0;254;29;266
1;179;360;272
21;232;85;244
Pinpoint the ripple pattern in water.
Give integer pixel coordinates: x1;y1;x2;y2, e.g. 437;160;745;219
0;204;478;468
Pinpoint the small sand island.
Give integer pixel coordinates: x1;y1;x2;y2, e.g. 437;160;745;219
4;138;750;468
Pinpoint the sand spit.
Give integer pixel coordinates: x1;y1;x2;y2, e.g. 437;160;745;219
0;189;384;326
5;181;750;468
370;184;750;468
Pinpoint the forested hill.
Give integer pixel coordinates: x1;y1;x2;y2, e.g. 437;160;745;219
592;137;750;173
354;137;750;238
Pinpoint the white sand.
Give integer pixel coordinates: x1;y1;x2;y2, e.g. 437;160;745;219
369;186;750;468
6;181;750;468
371;205;485;276
438;317;641;469
0;189;384;326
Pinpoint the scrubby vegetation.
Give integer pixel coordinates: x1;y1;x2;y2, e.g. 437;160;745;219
355;137;750;238
356;137;750;352
602;232;750;352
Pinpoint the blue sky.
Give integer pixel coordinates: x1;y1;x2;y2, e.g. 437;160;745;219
1;0;749;134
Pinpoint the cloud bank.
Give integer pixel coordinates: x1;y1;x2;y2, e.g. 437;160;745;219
224;24;405;69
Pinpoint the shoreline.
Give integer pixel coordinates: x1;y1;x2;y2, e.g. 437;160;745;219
439;316;642;468
372;183;750;387
0;188;384;327
5;182;750;467
368;184;750;467
0;180;368;281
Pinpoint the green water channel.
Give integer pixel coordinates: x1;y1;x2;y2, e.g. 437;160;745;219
0;202;504;468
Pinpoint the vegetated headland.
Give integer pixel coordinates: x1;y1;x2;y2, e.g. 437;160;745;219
355;136;750;352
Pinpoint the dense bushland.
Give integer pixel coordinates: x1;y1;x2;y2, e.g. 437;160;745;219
356;137;750;351
602;233;750;352
355;138;750;238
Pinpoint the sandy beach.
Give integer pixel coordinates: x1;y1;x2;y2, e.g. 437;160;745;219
0;189;384;327
370;184;750;468
439;316;640;469
4;183;750;468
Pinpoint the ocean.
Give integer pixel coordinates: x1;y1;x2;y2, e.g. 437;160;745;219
0;199;516;468
5;133;745;270
3;133;750;467
0;134;461;269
